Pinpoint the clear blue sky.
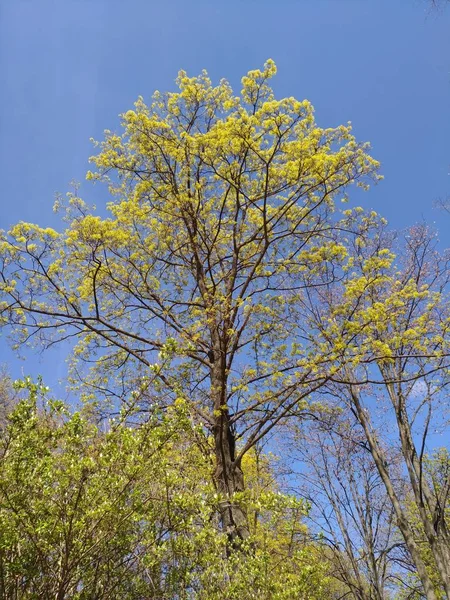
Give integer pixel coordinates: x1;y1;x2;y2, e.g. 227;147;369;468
0;0;449;388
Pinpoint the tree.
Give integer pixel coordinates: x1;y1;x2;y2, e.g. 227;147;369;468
400;449;450;599
0;378;333;600
0;60;380;545
291;415;403;600
302;223;450;599
0;378;207;599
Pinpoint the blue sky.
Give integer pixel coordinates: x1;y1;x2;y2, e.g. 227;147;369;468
0;0;449;388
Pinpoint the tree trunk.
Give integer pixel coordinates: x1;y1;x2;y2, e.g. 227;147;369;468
213;410;249;547
381;373;450;597
210;347;250;548
396;414;450;597
349;387;438;600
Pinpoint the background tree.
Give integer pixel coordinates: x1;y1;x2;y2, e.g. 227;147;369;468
399;450;450;599
302;223;450;599
0;378;333;600
291;415;403;600
0;60;380;545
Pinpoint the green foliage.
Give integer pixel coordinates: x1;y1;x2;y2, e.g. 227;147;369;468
0;60;380;428
0;378;332;599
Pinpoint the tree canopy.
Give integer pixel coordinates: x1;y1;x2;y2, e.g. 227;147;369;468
0;60;380;546
0;60;449;600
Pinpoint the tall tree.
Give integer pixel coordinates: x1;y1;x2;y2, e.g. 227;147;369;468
303;223;450;599
0;60;380;544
